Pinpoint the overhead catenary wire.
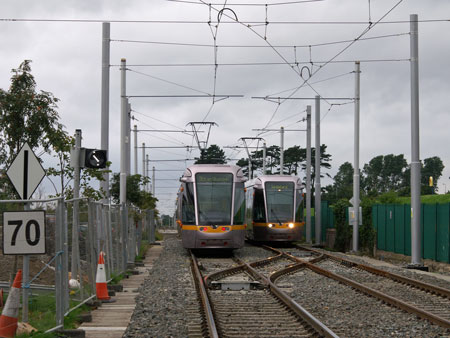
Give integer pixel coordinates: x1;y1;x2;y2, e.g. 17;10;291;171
167;0;325;6
111;59;409;67
256;0;405;129
128;68;212;95
111;32;409;49
1;18;448;24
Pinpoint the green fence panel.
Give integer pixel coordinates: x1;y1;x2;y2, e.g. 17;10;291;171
423;204;437;260
377;205;386;250
394;204;405;254
436;203;450;263
386;205;395;252
404;204;411;256
421;204;425;257
328;207;334;229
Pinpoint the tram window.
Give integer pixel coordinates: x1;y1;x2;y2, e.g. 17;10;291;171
253;189;266;223
265;182;294;222
196;173;233;225
233;182;245;225
182;183;195;224
295;190;304;222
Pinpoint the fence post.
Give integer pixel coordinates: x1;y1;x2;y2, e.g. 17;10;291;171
55;198;64;328
121;204;128;270
62;203;69;313
87;201;97;295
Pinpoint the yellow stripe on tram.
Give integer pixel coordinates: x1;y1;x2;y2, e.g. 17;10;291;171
181;224;246;232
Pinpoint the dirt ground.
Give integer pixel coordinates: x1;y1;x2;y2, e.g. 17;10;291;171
0;253;57;286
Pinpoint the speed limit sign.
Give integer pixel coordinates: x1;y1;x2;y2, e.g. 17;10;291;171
2;211;46;255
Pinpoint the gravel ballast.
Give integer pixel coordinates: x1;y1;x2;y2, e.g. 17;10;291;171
123;238;449;337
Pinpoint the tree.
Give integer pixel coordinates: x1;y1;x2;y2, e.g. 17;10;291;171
362;154;408;195
301;144;332;186
0;60;66;165
110;174;157;211
195;144;226;164
333;162;354;200
284;146;305;175
422;156;444;194
0;60;68;199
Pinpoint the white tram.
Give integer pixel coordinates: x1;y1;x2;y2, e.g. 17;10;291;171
245;175;304;242
176;164;247;249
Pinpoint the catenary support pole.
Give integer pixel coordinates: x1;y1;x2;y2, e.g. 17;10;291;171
100;22;110;203
410;14;422;267
353;61;361;252
262;142;266;174
127;101;131;176
146;154;149;192
142;142;145;177
280;126;284;174
152;166;156;196
134;125;138;175
315;96;321;245
120;58;128;267
306;105;312;244
120;59;127;204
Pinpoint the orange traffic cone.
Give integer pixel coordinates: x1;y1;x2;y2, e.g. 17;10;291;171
0;270;22;338
95;252;111;301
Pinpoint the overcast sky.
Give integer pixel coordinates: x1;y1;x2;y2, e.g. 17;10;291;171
0;0;449;215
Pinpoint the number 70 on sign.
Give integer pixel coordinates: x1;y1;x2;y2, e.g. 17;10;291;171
2;211;46;255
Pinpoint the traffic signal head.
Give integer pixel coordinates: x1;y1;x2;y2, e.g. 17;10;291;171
84;149;107;168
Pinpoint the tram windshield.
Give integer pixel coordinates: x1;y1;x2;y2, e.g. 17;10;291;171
196;173;233;225
265;182;294;223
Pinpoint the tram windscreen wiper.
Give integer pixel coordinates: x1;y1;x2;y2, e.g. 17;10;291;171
270;209;283;226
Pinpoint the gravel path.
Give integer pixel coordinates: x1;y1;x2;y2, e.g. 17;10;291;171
123;235;197;338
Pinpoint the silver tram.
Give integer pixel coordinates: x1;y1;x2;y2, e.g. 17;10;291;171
176;164;247;249
245;175;304;242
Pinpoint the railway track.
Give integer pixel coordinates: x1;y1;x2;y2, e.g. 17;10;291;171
190;248;338;338
266;244;450;330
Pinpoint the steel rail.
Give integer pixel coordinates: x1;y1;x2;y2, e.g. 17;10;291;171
277;248;450;329
204;251;284;286
237;257;339;338
296;245;450;299
190;251;219;338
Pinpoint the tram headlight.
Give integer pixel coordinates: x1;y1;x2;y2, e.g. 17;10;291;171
268;223;273;228
288;223;294;229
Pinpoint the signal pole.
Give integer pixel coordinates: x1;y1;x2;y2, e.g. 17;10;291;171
100;22;110;202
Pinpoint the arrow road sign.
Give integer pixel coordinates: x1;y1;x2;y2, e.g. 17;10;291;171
6;143;46;200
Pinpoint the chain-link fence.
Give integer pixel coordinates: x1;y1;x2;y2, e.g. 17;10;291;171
0;197;156;333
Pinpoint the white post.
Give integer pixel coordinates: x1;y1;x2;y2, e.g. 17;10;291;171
262;142;267;175
410;14;422;267
280;126;285;174
306;106;312;243
314;96;321;245
120;58;127;205
100;22;110;203
134;125;138;175
353;61;361;252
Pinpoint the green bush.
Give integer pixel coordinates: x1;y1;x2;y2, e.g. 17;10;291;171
359;197;376;255
333;199;352;252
